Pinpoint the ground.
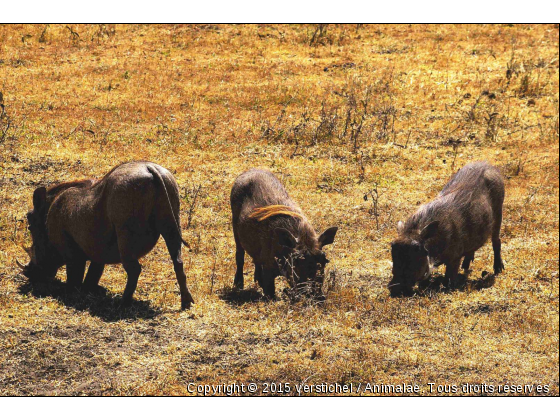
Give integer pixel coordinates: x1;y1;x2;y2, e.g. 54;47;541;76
0;24;558;395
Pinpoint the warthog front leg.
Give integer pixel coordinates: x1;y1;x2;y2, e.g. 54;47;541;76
445;258;461;289
261;267;277;299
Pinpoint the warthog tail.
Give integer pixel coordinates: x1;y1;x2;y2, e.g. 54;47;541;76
146;165;190;248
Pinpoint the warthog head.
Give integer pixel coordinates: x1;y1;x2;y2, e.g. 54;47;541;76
274;227;338;295
389;220;438;297
18;187;62;280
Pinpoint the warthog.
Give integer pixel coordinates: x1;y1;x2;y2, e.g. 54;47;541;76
231;169;338;299
389;161;505;296
18;161;194;309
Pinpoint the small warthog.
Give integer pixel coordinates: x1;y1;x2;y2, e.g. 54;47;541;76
19;161;194;309
231;169;338;298
389;161;505;296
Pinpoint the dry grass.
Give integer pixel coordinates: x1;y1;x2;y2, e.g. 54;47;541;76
0;24;558;396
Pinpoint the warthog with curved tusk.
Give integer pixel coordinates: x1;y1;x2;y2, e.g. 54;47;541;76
231;169;338;299
389;161;505;297
20;161;194;310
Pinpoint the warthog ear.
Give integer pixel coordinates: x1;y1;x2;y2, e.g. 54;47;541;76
274;228;297;249
420;220;439;241
397;221;404;234
33;187;47;210
318;226;338;248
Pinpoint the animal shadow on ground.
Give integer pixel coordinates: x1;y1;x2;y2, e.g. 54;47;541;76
17;274;160;321
218;287;266;306
415;271;496;296
219;285;326;307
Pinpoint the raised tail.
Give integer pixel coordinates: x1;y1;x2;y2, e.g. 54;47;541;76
146;165;190;249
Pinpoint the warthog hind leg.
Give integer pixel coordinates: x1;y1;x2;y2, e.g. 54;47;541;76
492;198;504;275
233;233;245;289
116;228;142;306
254;264;263;288
66;259;86;290
82;262;105;292
461;252;475;271
492;238;504;274
121;259;141;306
162;231;194;310
492;229;504;275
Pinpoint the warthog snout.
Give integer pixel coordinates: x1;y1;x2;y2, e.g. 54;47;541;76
277;247;330;297
389;235;432;297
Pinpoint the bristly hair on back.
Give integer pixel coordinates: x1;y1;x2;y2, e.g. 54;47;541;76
249;205;303;222
47;179;96;197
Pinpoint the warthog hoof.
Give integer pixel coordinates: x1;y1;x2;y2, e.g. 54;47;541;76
65;283;81;293
120;296;133;309
494;261;504;275
181;293;195;310
82;284;105;296
181;300;193;311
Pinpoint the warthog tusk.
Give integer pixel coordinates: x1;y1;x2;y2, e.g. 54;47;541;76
16;259;27;270
21;245;32;256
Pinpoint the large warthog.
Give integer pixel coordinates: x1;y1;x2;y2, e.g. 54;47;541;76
18;161;194;309
389;161;505;296
231;169;338;299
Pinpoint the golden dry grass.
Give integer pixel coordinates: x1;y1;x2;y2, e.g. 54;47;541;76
0;24;558;395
